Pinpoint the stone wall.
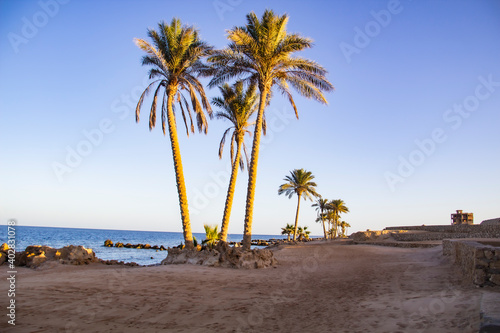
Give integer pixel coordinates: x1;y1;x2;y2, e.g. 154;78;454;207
443;239;500;287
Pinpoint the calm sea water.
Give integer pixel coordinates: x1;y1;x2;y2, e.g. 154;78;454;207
0;225;286;265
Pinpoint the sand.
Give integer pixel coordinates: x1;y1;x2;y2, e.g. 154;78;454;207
1;242;483;332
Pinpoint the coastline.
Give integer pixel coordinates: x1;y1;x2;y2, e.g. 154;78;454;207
0;241;483;332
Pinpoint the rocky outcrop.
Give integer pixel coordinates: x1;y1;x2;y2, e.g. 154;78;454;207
15;245;99;268
161;242;277;269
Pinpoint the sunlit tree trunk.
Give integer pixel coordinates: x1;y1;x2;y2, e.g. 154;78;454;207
242;87;269;250
321;214;327;240
220;135;243;242
293;194;301;241
166;87;193;249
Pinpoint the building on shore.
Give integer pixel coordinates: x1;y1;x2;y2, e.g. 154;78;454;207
451;210;473;225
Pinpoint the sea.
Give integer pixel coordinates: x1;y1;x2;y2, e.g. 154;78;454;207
0;225;287;266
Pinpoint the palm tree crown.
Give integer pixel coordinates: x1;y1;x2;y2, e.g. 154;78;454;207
209;10;333;250
213;81;259;170
135;19;213;135
278;169;319;200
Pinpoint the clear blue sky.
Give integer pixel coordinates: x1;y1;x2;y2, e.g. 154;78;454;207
1;0;499;236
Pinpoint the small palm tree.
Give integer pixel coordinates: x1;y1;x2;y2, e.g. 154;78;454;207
312;198;329;240
213;81;259;242
202;224;220;249
296;226;310;241
328;199;349;239
281;223;295;241
134;19;213;249
340;221;351;238
209;10;334;249
278;169;319;241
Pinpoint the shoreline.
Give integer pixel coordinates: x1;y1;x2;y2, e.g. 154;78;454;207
1;241;489;332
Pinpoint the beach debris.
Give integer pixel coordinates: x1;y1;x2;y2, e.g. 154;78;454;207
161;242;277;269
15;245;99;268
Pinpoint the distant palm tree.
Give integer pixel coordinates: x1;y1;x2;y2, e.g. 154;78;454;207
296;226;311;241
278;169;319;241
281;223;295;241
312;198;329;240
213;81;259;242
134;19;213;249
209;10;334;250
202;224;220;249
340;221;351;238
328;199;349;239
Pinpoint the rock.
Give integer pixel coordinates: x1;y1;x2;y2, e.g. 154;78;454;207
115;242;124;248
160;245;166;251
161;242;277;269
16;245;98;268
104;239;113;247
0;252;6;266
474;269;487;285
1;243;9;252
489;274;500;285
124;243;133;248
144;244;151;249
490;261;500;270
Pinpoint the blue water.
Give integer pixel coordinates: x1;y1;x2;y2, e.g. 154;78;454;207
0;225;286;266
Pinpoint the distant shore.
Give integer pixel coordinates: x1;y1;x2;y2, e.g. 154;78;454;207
0;241;482;332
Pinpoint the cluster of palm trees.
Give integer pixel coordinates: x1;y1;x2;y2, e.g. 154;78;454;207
278;169;350;240
313;198;350;239
281;224;310;241
134;10;333;250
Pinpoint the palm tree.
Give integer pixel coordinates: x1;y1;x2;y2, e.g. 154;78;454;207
209;10;334;249
328;199;349;239
312;198;329;240
134;19;213;249
213;81;258;242
281;223;295;241
202;224;220;249
296;226;310;241
278;169;319;241
340;221;351;238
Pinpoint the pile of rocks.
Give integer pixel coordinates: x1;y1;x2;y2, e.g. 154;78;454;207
104;239;166;251
162;242;277;269
14;245;99;268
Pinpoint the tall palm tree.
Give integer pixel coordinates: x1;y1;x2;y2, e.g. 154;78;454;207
213;81;258;242
328;199;349;239
134;19;213;249
209;10;334;249
312;197;329;240
278;169;319;241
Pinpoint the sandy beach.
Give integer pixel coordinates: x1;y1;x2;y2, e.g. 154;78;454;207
1;242;483;332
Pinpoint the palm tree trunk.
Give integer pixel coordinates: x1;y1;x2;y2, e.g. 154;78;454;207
293;195;301;241
166;87;193;249
242;87;269;250
321;214;327;240
220;136;243;242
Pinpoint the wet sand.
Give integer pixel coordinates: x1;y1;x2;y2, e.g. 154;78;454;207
1;242;482;332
